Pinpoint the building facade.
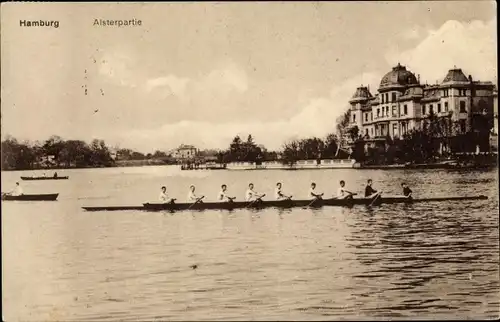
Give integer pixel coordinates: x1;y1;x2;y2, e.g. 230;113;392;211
347;64;496;151
172;144;198;160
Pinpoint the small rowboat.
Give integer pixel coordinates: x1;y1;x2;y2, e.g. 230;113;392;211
81;195;488;212
1;193;59;201
20;176;69;181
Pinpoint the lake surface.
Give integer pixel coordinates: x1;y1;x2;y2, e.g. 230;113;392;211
2;166;499;320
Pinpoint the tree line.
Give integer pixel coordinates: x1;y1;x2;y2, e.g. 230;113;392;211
1;135;116;170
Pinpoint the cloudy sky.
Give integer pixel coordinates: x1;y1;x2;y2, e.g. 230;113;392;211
1;2;497;152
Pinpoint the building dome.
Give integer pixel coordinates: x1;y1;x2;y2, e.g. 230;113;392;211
442;68;469;83
350;86;373;102
379;63;418;90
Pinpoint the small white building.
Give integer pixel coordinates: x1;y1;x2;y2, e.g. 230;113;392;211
172;144;197;160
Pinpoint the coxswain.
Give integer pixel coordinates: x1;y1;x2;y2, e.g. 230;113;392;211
275;182;291;200
188;185;204;203
159;186;174;203
365;179;382;198
245;183;265;201
217;184;235;202
401;183;413;198
337;180;355;200
308;182;324;200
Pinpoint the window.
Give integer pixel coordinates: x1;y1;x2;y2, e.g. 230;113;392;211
437;103;441;113
429;104;434;114
381;95;384;103
460;101;466;113
386;106;389;116
403;105;408;115
392;123;398;137
385;93;389;103
365;128;369;136
377;108;380;118
422;105;426;115
460;119;466;132
353;114;356;122
371;128;374;135
444;89;449;97
365;113;368;122
392;92;396;102
444;102;448;112
402;122;407;134
392;106;397;117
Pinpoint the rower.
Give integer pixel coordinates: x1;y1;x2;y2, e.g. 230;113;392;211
337;180;355;200
9;182;23;196
217;184;235;202
275;182;291;200
401;183;413;198
365;179;382;198
188;185;204;203
245;183;265;201
308;182;324;200
159;186;174;203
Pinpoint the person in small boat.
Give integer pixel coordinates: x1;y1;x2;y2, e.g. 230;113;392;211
188;185;204;203
11;182;24;196
337;180;355;200
54;172;58;178
308;182;324;200
245;183;265;202
401;183;413;198
365;179;382;198
275;182;291;200
159;186;174;203
217;184;235;202
6;182;24;196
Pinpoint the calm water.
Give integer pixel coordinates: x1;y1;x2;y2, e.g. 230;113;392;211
2;166;499;320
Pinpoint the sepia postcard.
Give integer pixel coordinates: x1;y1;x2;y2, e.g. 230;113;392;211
1;1;498;321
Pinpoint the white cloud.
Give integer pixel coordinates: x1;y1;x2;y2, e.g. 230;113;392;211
145;75;190;97
386;19;497;84
114;72;382;152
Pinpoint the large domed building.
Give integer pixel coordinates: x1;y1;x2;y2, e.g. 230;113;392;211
347;63;497;152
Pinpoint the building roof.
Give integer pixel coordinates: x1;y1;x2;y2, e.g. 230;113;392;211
178;144;196;150
399;86;424;101
442;68;469;84
379;63;419;90
349;86;373;103
422;86;441;102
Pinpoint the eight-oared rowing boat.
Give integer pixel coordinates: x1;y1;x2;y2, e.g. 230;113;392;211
1;193;59;201
81;195;488;212
20;176;69;181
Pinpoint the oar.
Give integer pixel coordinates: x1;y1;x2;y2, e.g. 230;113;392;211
246;194;266;208
188;196;205;210
307;195;322;207
369;192;382;206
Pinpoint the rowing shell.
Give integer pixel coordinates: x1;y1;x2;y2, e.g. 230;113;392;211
2;193;59;201
81;195;488;212
20;176;69;181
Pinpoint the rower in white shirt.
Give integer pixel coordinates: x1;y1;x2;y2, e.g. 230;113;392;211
275;182;292;200
10;182;23;196
336;180;356;200
308;182;324;200
217;184;235;202
187;185;204;203
245;183;265;201
159;186;175;203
